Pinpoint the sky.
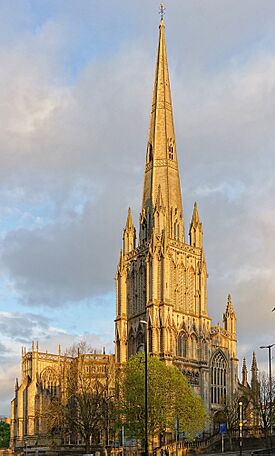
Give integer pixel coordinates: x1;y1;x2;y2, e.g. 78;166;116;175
0;0;275;415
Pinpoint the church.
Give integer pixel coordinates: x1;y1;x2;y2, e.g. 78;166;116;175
114;17;239;415
10;14;255;451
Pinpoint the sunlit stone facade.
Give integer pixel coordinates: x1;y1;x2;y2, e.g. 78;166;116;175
10;346;114;450
115;19;239;414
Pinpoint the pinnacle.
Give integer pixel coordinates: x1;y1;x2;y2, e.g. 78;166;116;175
191;201;200;224
251;351;258;371
126;207;133;229
227;293;233;311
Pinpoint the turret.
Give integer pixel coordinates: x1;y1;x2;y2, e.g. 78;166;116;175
189;202;203;248
242;357;248;387
123;208;136;254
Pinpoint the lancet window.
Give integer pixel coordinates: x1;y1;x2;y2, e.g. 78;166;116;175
176;264;186;312
190;334;198;360
177;331;187;358
201;339;208;361
187;267;195;313
170;261;176;305
211;351;227;405
128;333;135;357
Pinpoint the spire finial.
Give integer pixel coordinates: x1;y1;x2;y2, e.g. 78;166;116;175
159;3;166;22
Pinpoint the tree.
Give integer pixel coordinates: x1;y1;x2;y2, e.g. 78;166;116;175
252;371;275;445
42;345;116;453
0;421;10;448
118;353;207;444
222;390;251;450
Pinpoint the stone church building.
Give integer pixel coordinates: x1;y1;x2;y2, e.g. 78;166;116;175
10;16;250;451
115;17;238;414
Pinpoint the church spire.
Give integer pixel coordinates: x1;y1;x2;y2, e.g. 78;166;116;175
141;17;184;243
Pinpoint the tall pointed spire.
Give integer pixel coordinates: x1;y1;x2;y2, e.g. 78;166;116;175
141;16;184;243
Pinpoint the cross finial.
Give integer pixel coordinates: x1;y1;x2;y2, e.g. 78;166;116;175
159;3;166;21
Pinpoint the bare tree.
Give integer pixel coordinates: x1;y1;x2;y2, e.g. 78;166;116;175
253;371;275;445
42;344;116;453
222;391;251;450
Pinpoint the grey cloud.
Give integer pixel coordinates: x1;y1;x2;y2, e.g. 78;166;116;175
0;2;274;358
0;312;50;342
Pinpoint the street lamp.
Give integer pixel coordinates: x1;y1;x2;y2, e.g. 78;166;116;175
140;320;148;456
260;344;274;447
239;401;243;456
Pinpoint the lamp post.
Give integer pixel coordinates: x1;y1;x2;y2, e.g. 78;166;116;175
260;344;274;448
140;320;148;456
239;401;243;456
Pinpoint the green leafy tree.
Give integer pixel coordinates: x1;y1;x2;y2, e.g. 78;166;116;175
119;353;207;442
0;421;10;448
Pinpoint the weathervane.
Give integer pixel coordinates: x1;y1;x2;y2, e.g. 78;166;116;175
159;3;166;21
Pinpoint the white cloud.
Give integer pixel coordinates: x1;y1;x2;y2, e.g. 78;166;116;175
0;0;275;414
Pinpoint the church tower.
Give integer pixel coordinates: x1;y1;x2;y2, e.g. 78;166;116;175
115;15;238;413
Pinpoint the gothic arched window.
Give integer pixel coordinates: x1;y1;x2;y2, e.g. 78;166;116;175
177;331;187;358
190;334;198;360
176;264;186;311
41;368;58;397
211;351;227;405
202;339;208;361
187;267;195;313
128;329;136;356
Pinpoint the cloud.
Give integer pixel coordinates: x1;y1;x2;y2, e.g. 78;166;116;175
0;309;113;415
0;311;60;342
0;0;275;413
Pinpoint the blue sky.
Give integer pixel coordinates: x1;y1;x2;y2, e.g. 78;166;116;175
0;0;275;415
